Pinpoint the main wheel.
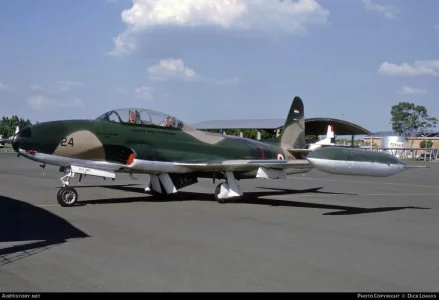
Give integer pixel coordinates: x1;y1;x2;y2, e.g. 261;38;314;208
214;182;227;204
57;187;78;207
146;182;170;200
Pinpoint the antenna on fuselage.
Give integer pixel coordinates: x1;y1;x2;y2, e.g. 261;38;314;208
39;164;46;175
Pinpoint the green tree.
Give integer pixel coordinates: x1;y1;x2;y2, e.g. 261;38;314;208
420;140;433;148
391;102;438;137
202;128;275;139
223;128;274;139
306;135;318;143
0;115;32;137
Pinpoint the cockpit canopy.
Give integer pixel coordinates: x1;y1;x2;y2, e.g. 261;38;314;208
96;108;188;129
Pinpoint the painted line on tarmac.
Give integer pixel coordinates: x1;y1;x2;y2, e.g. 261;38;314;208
287;176;439;189
270;193;439;198
360;193;439;196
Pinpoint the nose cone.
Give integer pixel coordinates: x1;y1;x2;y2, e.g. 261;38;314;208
12;136;19;152
12;127;32;152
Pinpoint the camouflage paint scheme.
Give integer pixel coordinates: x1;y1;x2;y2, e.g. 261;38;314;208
14;97;308;180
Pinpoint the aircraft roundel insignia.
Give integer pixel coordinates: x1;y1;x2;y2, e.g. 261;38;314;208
276;152;285;160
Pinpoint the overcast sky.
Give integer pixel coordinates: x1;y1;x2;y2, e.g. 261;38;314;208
1;0;438;133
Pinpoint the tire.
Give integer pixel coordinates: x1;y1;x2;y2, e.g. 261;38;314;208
57;187;78;207
147;181;172;199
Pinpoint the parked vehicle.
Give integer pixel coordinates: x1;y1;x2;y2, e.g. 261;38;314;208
416;153;436;161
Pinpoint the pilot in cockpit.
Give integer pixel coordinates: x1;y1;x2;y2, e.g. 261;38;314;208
158;116;181;128
128;111;135;123
165;116;173;127
129;110;142;124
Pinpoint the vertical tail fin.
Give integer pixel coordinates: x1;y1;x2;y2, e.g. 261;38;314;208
269;96;306;150
325;125;335;144
308;125;335;150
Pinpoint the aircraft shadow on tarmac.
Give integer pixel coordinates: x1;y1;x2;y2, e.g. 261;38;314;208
0;195;89;266
70;184;430;216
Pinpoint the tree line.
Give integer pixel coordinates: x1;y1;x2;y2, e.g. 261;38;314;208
0;115;32;137
391;102;437;137
390;101;438;149
203;128;277;140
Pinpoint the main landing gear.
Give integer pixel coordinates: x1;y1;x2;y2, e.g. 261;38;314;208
144;171;243;204
213;171;243;203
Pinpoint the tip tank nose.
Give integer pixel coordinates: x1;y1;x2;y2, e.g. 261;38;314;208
306;147;409;177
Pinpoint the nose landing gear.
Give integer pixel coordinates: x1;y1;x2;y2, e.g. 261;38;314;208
56;165;116;207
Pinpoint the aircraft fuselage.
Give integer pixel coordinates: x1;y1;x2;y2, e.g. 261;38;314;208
13;119;289;167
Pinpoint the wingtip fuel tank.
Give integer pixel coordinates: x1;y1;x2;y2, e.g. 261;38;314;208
306;147;412;177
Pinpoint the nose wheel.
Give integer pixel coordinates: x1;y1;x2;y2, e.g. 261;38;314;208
57;187;78;207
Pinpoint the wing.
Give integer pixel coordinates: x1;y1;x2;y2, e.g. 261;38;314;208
130;158;312;181
173;159;311;172
18;149;311;175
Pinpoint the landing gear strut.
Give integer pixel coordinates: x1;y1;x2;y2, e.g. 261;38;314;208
57;167;79;207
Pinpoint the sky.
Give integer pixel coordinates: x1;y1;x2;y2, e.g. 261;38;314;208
0;0;438;133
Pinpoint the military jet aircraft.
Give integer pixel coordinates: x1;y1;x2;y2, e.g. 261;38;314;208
11;96;418;207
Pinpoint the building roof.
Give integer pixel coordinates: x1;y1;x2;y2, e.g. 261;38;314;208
191;117;372;136
305;118;372;136
365;132;439;138
417;132;439;137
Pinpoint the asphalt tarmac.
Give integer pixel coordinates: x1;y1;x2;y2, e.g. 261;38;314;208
0;153;438;292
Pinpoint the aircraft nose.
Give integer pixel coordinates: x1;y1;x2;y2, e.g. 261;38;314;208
12;136;19;152
12;127;32;152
